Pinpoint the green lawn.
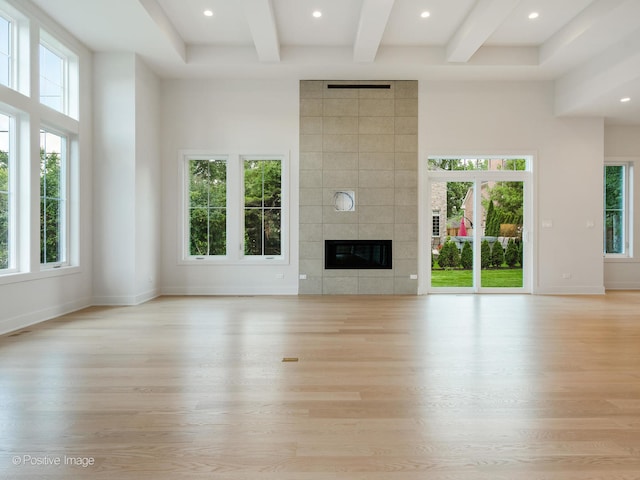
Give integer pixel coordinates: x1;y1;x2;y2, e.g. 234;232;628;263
431;268;523;288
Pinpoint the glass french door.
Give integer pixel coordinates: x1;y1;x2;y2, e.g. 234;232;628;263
426;158;530;293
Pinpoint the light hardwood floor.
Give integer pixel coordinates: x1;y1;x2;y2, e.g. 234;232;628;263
1;293;640;479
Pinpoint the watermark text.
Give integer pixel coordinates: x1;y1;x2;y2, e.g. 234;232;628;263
12;455;95;468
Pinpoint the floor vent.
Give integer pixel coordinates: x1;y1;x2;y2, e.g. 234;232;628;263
282;357;299;362
7;330;31;337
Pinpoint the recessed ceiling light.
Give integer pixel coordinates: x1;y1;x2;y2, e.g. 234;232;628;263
312;10;322;18
528;12;539;20
620;97;631;103
203;9;213;17
421;11;431;18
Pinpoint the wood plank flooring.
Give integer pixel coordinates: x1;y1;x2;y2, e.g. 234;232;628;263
1;293;640;479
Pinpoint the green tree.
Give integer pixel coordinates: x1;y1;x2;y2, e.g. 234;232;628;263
189;159;227;256
491;241;504;268
488;181;523;226
429;158;488;171
505;238;519;268
438;238;460;269
447;181;472;220
518;240;523;267
605;165;623;208
40;149;63;264
436;241;450;269
460;240;473;270
604;165;624;253
485;200;501;236
500;158;526;171
480;239;491;269
244;159;282;256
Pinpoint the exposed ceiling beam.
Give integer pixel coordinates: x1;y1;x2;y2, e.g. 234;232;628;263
446;0;521;63
238;0;280;63
541;0;640;71
555;29;640;117
353;0;395;63
137;0;186;62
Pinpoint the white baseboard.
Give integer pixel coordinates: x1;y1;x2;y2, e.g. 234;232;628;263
92;289;159;306
0;297;93;336
604;282;640;290
161;286;299;296
534;286;606;295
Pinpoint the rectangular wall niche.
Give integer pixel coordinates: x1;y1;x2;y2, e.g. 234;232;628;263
299;80;418;294
325;240;392;270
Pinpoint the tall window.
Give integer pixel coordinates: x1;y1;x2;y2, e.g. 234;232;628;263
0;5;81;281
187;158;227;257
0;112;10;270
40;129;66;265
0;14;11;87
243;158;282;256
604;164;630;256
39;42;65;112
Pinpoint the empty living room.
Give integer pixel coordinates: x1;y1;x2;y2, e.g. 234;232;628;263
1;1;640;478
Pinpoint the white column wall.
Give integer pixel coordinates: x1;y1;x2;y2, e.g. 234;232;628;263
134;58;162;303
92;54;136;303
92;53;161;304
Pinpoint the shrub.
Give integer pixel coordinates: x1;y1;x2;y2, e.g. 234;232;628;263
518;240;523;267
437;242;449;269
460;241;473;269
438;239;460;269
481;239;491;269
491;241;504;268
505;238;519;267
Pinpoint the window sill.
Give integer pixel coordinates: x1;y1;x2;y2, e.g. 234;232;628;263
179;256;289;266
0;265;81;286
604;256;637;263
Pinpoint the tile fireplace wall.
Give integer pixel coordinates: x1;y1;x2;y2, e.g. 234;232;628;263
299;80;418;294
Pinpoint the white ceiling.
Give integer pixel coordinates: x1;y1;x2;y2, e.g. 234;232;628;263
30;0;640;125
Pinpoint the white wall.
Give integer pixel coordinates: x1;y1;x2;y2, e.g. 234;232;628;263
135;59;161;302
160;79;300;295
93;54;136;303
604;125;640;289
420;81;605;294
93;53;161;304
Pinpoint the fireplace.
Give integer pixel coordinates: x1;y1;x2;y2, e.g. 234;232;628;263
325;240;392;270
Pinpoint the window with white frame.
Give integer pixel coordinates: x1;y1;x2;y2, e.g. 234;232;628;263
243;157;282;257
604;163;632;257
0;3;81;281
39;42;65;112
183;153;287;262
39;29;79;118
0;14;11;88
187;157;227;257
40;129;67;266
0;111;11;270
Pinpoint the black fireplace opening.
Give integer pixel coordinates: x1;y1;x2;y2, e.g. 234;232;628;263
325;240;392;270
